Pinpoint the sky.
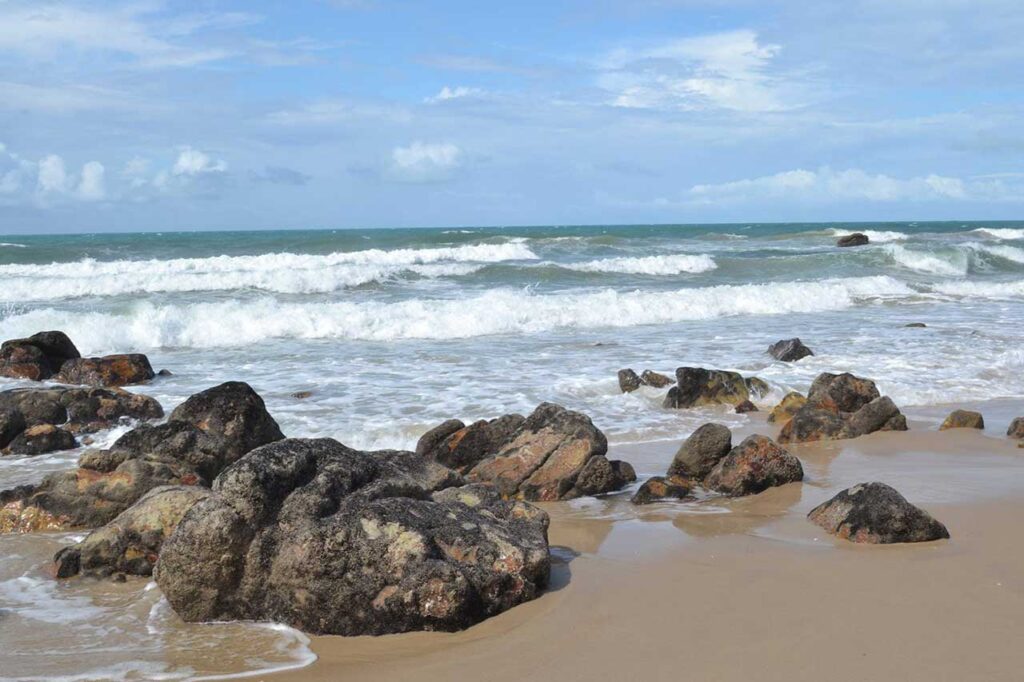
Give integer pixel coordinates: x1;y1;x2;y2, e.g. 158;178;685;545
1;0;1023;233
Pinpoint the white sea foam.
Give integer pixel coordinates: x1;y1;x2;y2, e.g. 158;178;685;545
883;244;968;276
0;243;534;300
830;228;908;243
563;253;717;275
971;228;1024;240
932;279;1024;298
0;242;27;248
974;243;1024;264
0;276;913;349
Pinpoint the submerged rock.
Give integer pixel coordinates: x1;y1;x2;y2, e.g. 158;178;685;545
939;409;984;431
631;476;693;505
0;331;80;381
662;367;765;409
639;370;673;388
155;439;550;636
837;233;869;247
767;392;806;425
617;369;673;392
668;423;732;479
807;482;949;544
0;382;282;533
4;424;77;456
704;435;804;497
57;354;155;387
768;338;814;362
1007;417;1024;440
904;322;927;328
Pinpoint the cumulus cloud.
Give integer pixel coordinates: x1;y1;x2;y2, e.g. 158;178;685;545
598;29;806;112
388;142;462;183
424;86;486;103
685;167;1022;203
0;144;107;205
171;146;228;176
76;161;106;200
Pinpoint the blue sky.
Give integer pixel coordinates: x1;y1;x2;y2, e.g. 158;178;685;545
1;0;1023;233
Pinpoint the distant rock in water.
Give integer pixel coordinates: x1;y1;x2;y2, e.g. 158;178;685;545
155;439;550;636
1008;417;1024;439
418;403;631;501
617;369;641;393
904;322;927;328
0;382;282;533
808;482;949;544
662;367;768;409
0;330;157;387
617;368;673;392
939;409;984;431
836;233;869;247
768;338;814;362
639;370;673;388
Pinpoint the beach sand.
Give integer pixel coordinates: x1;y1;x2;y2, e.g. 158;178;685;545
273;420;1024;682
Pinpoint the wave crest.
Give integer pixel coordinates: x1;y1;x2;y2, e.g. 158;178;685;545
563;253;717;275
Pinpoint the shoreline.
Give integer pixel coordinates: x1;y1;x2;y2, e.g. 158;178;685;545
270;421;1024;682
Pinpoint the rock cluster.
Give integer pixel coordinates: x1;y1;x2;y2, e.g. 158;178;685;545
617;368;673;393
154;439;551;636
767;338;814;362
0;382;282;532
633;423;802;504
808;482;949;543
777;372;907;444
0;331;156;387
417;403;635;501
662;367;769;409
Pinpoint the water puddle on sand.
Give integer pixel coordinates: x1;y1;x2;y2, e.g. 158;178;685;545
0;533;315;681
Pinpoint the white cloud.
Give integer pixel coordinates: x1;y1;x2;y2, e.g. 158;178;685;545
686;167;1020;203
424;86;486;103
76;161;106;200
388;142;462;182
172;147;227;176
598;30;805;112
36;154;68;194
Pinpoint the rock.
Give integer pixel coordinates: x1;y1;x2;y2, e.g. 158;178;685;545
837;233;869;247
0;408;27;449
4;424;77;456
745;377;771;398
639;370;673;388
904;323;927;328
807;372;880;413
704;435;803;497
939;410;984;431
465;403;615;501
631;476;693;505
807;482;949;544
0;331;80;380
157;369;173;376
1007;417;1024;439
417;415;525;474
54;485;215;578
573;457;636;497
0;386;163;432
617;369;641;393
777;407;846;443
663;367;757;409
291;390;313;399
840;396;908;438
668;423;732;478
0;382;282;533
155;439;550;636
767;392;806;424
57;354;155;387
768;338;814;362
734;400;758;414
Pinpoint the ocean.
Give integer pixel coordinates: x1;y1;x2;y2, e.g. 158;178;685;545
1;220;1023;678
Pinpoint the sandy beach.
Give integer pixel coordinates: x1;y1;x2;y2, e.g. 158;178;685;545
274;417;1024;682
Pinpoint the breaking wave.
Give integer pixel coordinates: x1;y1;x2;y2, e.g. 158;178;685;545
971;228;1024;240
883;244;968;276
562;253;717;275
830;228;908;243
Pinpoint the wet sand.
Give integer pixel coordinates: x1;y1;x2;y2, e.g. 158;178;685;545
274;420;1024;682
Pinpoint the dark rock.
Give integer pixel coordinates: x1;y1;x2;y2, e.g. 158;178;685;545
0;408;27;449
168;381;284;462
704;435;803;496
745;377;771;398
291;390;313;400
837;233;869;247
767;392;806;424
904;323;927;328
777;406;846;444
417;415;525;474
0;331;81;380
617;369;641;393
630;476;693;505
768;338;814;362
807;482;949;543
734;400;758;414
639;370;673;388
54;485;215;578
840;396;908;438
0;386;163;432
668;423;732;478
663;367;756;409
807;372;880;413
939;410;984;431
155;439;549;636
1008;417;1024;439
157;369;173;376
4;424;77;456
57;354;155;387
572;456;636;497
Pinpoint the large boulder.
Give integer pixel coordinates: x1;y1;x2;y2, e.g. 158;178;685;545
837;233;869;247
778;373;907;444
767;392;806;425
807;482;949;543
53;485;215;578
0;331;80;380
662;367;763;409
939;410;984;431
419;403;629;501
1008;417;1024;439
57;354;155;387
840;396;907;438
0;382;282;533
768;338;814;362
703;435;803;496
155;439;550;636
4;424;77;456
807;372;880;413
667;423;732;479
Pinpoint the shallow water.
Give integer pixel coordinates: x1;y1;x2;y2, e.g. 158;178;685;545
1;221;1023;679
